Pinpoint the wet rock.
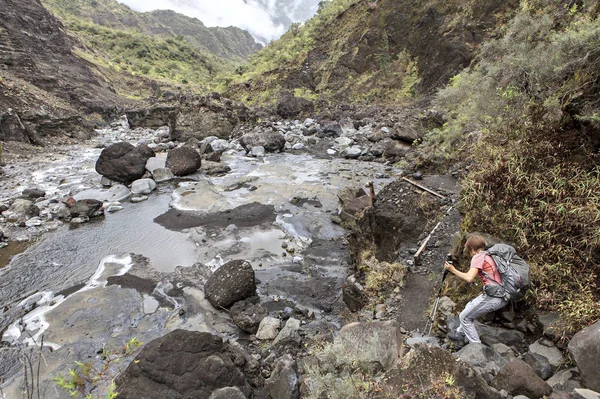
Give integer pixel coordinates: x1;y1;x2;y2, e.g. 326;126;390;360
208;387;246;399
96;142;156;183
166;147;202;176
342;275;366;312
457;343;508;382
239;131;285;153
202;161;231;176
70;199;103;218
568;320;600;391
152;168;175;182
491;360;552;399
230;299;267;334
8;199;40;219
261;354;299;399
276;92;314;119
21;188;45;200
337;321;404;371
256;317;281;340
131;179;157;195
251;146;266;157
210;139;231;154
46;202;70;220
145;157;165;173
106;184;131;202
116;330;252;399
130;195;148;203
100;176;115;187
205;260;256;309
272;318;302;348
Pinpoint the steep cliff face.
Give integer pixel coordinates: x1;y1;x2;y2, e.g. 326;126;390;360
0;0;128;142
41;0;262;60
227;0;519;105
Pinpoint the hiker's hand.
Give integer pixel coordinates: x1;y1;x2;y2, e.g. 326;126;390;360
444;262;454;272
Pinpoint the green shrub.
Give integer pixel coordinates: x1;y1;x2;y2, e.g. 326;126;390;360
423;9;600;334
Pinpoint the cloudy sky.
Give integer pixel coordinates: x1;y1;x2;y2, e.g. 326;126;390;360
117;0;323;43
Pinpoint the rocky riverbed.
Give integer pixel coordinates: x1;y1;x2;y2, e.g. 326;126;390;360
0;115;598;399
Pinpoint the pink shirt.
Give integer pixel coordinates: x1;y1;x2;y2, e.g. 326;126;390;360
470;252;502;286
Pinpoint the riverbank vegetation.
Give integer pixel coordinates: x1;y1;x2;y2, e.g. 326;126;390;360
422;1;600;334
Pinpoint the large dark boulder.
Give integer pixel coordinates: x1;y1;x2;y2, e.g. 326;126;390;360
276;92;314;119
205;260;256;309
95;142;155;183
166;146;202;176
568;320;600;392
491;360;552;399
116;330;252;399
239;131;285;153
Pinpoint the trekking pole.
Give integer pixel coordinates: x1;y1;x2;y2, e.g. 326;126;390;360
425;266;450;336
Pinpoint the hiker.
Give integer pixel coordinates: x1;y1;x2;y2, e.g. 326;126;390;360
444;234;509;344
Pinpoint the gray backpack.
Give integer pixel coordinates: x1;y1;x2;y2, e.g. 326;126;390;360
483;244;531;301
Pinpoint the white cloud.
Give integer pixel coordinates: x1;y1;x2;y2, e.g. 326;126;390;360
117;0;290;43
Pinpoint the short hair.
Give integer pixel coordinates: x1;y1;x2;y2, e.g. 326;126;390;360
465;234;487;253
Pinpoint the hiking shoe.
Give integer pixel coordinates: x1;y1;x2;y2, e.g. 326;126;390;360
447;331;466;342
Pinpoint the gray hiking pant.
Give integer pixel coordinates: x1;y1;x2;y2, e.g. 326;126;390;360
457;293;508;344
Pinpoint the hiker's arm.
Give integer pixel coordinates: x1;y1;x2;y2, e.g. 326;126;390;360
444;262;479;283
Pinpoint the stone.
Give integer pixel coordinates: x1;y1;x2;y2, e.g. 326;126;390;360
344;146;362;159
334;137;353;149
202;161;231;176
251;146;266;157
151;168;175;182
8;199;39;219
477;322;525;346
204;260;256;309
457;343;508;382
336;321;404;371
568;320;600;392
383;140;412;160
208;387;246;399
47;202;70;220
145;157;165;173
276;92;314;119
438;296;455;316
272;318;302;348
230;299;267;334
210;139;231;154
405;336;439;347
21;188;45;200
95;142;155;183
256;317;281;340
342;275;366;312
318;122;343;138
522;352;554;380
383;345;504;399
115;330;252;399
538;311;565;339
573;389;600;399
100;176;115;187
491;343;517;362
174;109;234;141
166;146;202;176
547;368;579;391
130;179;157;195
70;199;103;218
529;338;563;368
130;195;148;203
239;131;285;153
106;184;131;202
291;143;305;150
262;355;298;399
491;360;552;399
